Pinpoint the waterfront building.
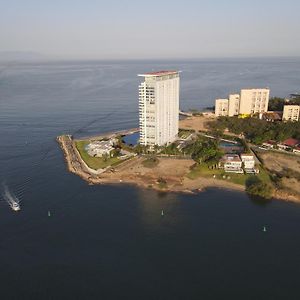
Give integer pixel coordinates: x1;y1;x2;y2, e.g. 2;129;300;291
293;146;300;155
215;88;270;117
239;88;270;115
215;99;229;117
219;154;243;173
277;138;300;151
282;105;300;121
240;154;255;173
138;71;180;146
85;140;115;157
228;94;240;116
262;140;276;149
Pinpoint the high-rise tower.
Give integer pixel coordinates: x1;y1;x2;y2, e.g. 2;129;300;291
138;71;180;146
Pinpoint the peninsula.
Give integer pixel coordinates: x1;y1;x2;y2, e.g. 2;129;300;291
57;71;300;203
57;113;300;203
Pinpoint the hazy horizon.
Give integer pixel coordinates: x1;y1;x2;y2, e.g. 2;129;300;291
1;0;300;60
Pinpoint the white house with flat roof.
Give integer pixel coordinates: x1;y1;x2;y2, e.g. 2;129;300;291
240;154;255;173
219;154;243;173
85;140;115;157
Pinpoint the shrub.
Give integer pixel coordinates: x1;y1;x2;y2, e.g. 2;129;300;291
245;176;273;199
157;177;167;189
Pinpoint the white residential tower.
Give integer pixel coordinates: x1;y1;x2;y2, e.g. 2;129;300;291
138;71;180;146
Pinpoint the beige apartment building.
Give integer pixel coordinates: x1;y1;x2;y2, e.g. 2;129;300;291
239;88;270;115
215;88;270;116
215;99;229;117
282;105;300;121
228;94;240;116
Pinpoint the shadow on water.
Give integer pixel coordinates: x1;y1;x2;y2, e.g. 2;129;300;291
245;175;273;206
157;190;169;198
247;194;272;207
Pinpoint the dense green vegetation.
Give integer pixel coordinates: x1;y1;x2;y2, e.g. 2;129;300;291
75;141;121;170
268;97;285;111
160;143;182;155
208;116;300;144
268;96;300;111
184;136;224;164
245;176;273;199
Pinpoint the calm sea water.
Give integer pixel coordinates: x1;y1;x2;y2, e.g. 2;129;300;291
1;58;300;299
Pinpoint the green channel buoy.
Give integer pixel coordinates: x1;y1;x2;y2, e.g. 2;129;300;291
48;211;51;217
161;210;164;216
263;226;266;232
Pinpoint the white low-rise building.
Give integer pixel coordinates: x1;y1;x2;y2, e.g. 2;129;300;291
85;140;115;157
219;154;243;173
293;147;300;155
240;154;255;173
262;140;276;149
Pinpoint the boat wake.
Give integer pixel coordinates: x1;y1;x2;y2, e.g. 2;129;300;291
1;183;21;211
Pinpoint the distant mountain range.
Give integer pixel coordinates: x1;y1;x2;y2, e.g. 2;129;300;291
0;51;50;62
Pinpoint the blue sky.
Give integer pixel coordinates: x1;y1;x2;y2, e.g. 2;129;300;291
0;0;300;59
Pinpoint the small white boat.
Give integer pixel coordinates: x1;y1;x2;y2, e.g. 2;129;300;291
10;201;21;212
2;184;21;212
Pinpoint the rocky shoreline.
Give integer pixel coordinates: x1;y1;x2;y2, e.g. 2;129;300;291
57;134;300;204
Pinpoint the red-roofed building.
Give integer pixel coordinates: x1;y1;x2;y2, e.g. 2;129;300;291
278;138;300;151
282;138;300;147
138;70;178;77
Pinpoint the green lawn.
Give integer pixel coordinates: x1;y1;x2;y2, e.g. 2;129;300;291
187;164;223;179
75;140;121;170
187;164;272;187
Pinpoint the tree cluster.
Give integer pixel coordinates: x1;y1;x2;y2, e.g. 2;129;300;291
208;116;300;144
268;96;300;111
268;97;285;111
184;136;224;164
245;176;273;199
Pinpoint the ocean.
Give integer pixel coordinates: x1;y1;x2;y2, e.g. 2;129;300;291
1;58;300;299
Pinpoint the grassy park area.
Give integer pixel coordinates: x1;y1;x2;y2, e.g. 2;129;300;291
75;140;120;170
187;163;272;188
